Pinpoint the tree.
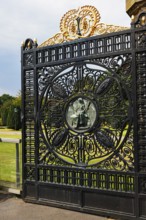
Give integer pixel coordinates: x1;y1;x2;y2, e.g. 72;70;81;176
0;93;21;130
1;99;13;126
0;94;14;106
12;95;21;130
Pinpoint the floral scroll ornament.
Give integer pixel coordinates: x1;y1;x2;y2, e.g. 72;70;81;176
39;5;128;47
39;63;133;169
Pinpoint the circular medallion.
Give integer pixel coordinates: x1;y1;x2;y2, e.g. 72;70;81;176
66;97;97;132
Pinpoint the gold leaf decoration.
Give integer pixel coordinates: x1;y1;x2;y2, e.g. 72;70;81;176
39;5;129;47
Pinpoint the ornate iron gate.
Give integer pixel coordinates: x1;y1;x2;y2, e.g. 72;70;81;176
21;6;146;220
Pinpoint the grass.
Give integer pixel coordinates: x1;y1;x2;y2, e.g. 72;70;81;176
0;142;17;182
0;127;22;187
0;127;21;139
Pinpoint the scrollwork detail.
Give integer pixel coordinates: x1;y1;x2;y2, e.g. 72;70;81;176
39;6;128;47
38;58;133;171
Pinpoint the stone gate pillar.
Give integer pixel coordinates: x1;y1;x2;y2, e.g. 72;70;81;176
126;0;146;18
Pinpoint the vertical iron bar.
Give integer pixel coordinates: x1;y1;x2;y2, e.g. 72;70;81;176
34;47;39;200
131;26;139;219
21;44;25;197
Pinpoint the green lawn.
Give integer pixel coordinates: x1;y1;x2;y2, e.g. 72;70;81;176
0;128;22;188
0;127;21;138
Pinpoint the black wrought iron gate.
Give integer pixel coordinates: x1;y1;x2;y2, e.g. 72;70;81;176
21;11;146;220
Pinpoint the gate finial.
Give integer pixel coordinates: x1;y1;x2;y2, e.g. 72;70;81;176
39;5;128;47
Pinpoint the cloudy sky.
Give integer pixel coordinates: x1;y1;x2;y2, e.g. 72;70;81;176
0;0;131;96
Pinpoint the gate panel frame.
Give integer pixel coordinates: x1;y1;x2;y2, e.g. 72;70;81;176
21;18;146;219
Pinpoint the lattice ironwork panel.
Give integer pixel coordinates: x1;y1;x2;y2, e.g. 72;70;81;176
23;70;35;165
36;31;131;65
37;55;134;172
38;166;135;192
137;52;146;173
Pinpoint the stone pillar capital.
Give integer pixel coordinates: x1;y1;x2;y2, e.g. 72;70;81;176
126;0;146;17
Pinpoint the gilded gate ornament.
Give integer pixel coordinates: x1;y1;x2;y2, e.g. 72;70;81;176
39;5;128;47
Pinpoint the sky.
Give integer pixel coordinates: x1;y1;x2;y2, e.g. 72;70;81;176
0;0;131;96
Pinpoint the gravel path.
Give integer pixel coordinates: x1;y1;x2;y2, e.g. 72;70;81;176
0;192;113;220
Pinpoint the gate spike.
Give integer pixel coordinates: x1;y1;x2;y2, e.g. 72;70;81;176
21;41;25;47
131;15;135;22
34;38;37;43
